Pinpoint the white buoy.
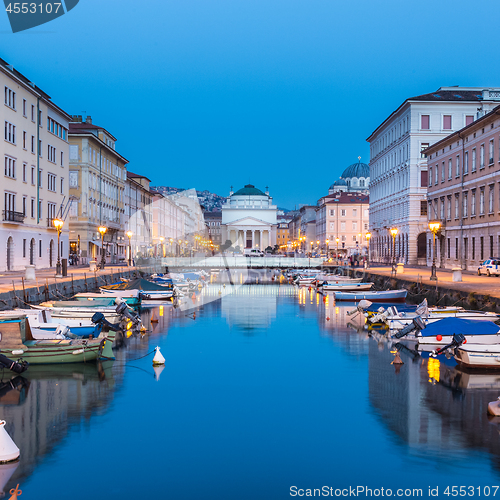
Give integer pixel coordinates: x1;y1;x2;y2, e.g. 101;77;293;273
152;346;165;366
0;421;19;463
153;364;165;381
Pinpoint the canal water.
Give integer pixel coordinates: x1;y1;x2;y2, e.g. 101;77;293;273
1;284;500;499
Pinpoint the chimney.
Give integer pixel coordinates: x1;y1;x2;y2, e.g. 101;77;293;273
71;115;83;123
85;115;92;124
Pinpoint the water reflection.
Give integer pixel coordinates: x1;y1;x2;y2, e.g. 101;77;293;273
0;361;123;491
3;285;500;497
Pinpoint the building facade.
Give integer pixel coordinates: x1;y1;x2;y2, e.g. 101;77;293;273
221;184;278;249
0;57;71;271
204;211;222;247
425;104;500;270
316;192;369;256
125;172;153;258
367;87;500;265
68;117;128;264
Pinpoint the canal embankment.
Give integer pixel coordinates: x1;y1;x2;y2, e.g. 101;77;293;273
359;265;500;312
0;267;143;307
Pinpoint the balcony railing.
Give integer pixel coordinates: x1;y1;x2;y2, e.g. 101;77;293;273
3;210;25;223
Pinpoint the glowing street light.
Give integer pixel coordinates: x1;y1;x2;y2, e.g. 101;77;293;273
98;225;107;269
366;232;371;269
126;230;133;266
429;221;441;280
53;218;64;277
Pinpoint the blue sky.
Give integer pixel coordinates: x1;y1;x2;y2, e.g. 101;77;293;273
2;0;500;208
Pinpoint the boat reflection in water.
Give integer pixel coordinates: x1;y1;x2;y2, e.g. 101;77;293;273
0;361;121;492
369;333;500;473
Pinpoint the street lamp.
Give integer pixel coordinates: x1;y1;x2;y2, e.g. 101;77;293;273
326;239;330;259
429;221;441;281
53;218;64;277
159;236;164;258
126;230;133;266
390;228;398;275
98;225;107;269
366;232;371;269
335;237;340;264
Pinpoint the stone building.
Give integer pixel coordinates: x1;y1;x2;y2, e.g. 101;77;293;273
68;117;128;264
425;103;500;270
367;87;500;265
221;184;278;250
0;57;71;271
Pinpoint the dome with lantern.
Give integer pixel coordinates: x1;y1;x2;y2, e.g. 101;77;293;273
328;158;370;195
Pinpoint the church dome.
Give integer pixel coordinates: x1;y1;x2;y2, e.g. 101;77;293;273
330;178;347;189
341;161;370;179
233;184;267;197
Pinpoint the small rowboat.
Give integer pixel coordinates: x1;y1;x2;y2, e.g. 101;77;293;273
0;314;116;364
333;289;407;302
455;344;500;369
320;282;373;292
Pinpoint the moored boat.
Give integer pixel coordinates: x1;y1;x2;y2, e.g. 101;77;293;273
0;314;115;364
333;289;407;302
320;282;373;292
455;344;500;369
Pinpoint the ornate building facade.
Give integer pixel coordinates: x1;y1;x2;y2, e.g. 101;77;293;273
221;184;278;250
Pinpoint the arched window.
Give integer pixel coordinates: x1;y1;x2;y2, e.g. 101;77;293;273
360;179;365;187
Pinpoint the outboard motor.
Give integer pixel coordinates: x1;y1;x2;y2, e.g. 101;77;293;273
431;333;466;357
393;316;426;339
115;300;142;329
54;324;70;339
0;353;28;374
92;311;122;332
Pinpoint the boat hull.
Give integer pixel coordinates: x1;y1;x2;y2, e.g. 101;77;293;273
321;283;372;292
333;290;407;302
455;346;500;369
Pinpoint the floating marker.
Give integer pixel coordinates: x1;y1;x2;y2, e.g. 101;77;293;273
392;352;404;365
0;421;19;463
153;346;165;366
153;364;165;382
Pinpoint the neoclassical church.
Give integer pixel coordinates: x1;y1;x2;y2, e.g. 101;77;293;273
221;184;278;249
328;159;370;195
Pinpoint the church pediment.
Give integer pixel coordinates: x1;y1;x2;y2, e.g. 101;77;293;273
225;216;272;227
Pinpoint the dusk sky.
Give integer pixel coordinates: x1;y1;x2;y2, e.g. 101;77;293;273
2;0;500;208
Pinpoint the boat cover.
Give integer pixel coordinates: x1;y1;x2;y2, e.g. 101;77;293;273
102;278;173;291
420;317;500;337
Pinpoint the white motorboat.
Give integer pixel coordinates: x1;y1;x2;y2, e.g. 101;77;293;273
320;282;373;292
455;344;500;369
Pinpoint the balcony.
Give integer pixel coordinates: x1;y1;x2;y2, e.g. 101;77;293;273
3;210;25;223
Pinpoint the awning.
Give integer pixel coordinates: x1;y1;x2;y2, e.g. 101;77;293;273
90;240;102;248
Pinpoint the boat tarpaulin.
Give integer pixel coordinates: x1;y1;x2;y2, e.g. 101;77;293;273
102;278;173;291
420;317;500;337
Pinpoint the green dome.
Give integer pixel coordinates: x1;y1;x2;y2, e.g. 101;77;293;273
233;184;267;196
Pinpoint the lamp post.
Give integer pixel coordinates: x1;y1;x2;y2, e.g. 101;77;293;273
98;226;107;269
335;237;340;265
429;221;441;281
126;230;133;266
326;239;330;259
53;218;64;277
390;228;398;276
366;232;371;269
159;236;164;259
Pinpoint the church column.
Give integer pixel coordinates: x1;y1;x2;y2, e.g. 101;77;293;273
251;230;255;248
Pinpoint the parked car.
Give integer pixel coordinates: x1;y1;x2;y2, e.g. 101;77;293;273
478;259;500;276
243;248;265;257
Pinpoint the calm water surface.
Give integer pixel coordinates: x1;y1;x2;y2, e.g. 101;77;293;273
1;284;500;499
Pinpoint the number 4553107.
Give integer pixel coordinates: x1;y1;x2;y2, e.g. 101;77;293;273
5;3;62;14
